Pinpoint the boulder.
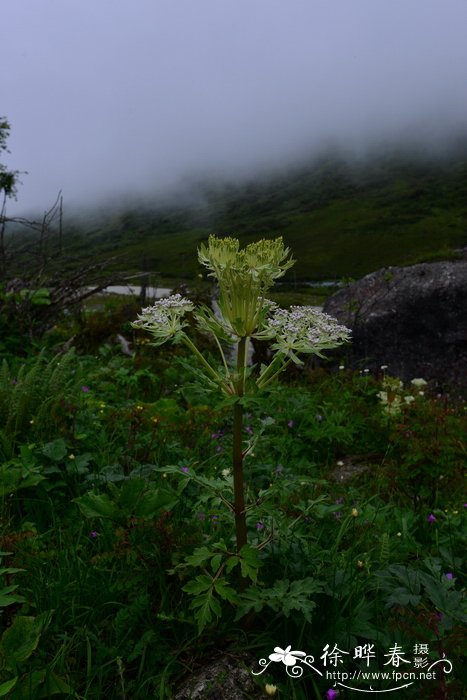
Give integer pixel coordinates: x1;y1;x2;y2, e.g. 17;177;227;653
173;653;261;699
323;260;467;387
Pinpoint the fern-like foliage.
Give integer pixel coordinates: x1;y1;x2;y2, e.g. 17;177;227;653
0;349;78;458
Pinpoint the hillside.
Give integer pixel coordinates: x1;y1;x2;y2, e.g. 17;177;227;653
10;146;467;282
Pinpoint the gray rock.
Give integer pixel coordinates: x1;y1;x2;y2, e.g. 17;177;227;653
173;653;261;699
323;260;467;387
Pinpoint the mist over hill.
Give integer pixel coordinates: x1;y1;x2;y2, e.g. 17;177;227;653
7;140;467;282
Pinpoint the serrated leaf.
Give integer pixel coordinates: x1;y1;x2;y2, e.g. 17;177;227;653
189;590;222;633
210;554;223;573
185;547;214;568
225;556;239;574
239;544;260;582
213;580;240;604
42;439;67;462
73;492;118;520
182;575;213;596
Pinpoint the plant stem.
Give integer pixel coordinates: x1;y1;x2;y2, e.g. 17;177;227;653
233;336;247;553
181;334;231;394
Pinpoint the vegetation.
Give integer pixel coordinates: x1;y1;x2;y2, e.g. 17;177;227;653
9;144;467;283
0;256;465;698
0;125;465;697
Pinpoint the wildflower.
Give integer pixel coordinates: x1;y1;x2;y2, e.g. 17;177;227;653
364;368;370;374
265;684;277;696
68;454;75;460
245;425;253;434
180;467;189;474
336;460;344;467
89;531;98;539
315;414;323;422
29;419;34;424
81;385;90;392
351;508;359;517
339;365;345;370
418;391;425;396
427;513;437;523
99;402;106;408
287;419;294;428
256;521;265;531
445;572;454;580
404;395;415;404
381;365;388;370
357;560;364;569
221;468;231;478
152;417;158;424
259;306;350;360
396;532;402;537
132;294;194;345
326;689;338;700
411;378;427;387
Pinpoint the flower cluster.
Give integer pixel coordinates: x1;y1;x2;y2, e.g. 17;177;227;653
377;376;427;416
131;294;193;345
258;306;351;360
197;236;294;336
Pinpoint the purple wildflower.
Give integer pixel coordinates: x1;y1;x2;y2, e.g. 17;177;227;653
256;521;264;531
180;466;189;474
427;513;437;523
89;531;98;539
445;572;454;580
245;425;253;434
326;690;338;700
287;419;294;428
81;386;90;392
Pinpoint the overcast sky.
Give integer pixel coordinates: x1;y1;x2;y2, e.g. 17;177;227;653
2;0;467;214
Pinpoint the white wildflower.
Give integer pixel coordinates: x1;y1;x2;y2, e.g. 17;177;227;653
411;378;427;387
257;306;351;360
132;294;193;345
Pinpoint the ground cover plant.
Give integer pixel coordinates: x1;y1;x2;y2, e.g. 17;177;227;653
0;239;465;699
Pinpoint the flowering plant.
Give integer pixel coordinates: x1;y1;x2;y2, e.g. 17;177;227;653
133;236;350;552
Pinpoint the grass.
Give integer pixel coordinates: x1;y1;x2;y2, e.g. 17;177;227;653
0;318;465;698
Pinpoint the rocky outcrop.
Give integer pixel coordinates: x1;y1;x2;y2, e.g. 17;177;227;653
174;653;261;699
323;260;467;387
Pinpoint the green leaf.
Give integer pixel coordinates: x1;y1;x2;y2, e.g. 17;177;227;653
0;678;17;697
190;589;222;634
185;547;214;568
0;616;42;669
42;439;67;462
213;579;240;604
74;492;118;521
239;544;260;582
182;575;213;596
210;554;223;573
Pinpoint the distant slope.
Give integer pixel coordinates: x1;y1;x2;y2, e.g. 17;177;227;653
12;147;467;281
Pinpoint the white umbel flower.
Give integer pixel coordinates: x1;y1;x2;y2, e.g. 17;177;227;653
132;294;194;345
258;306;350;360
